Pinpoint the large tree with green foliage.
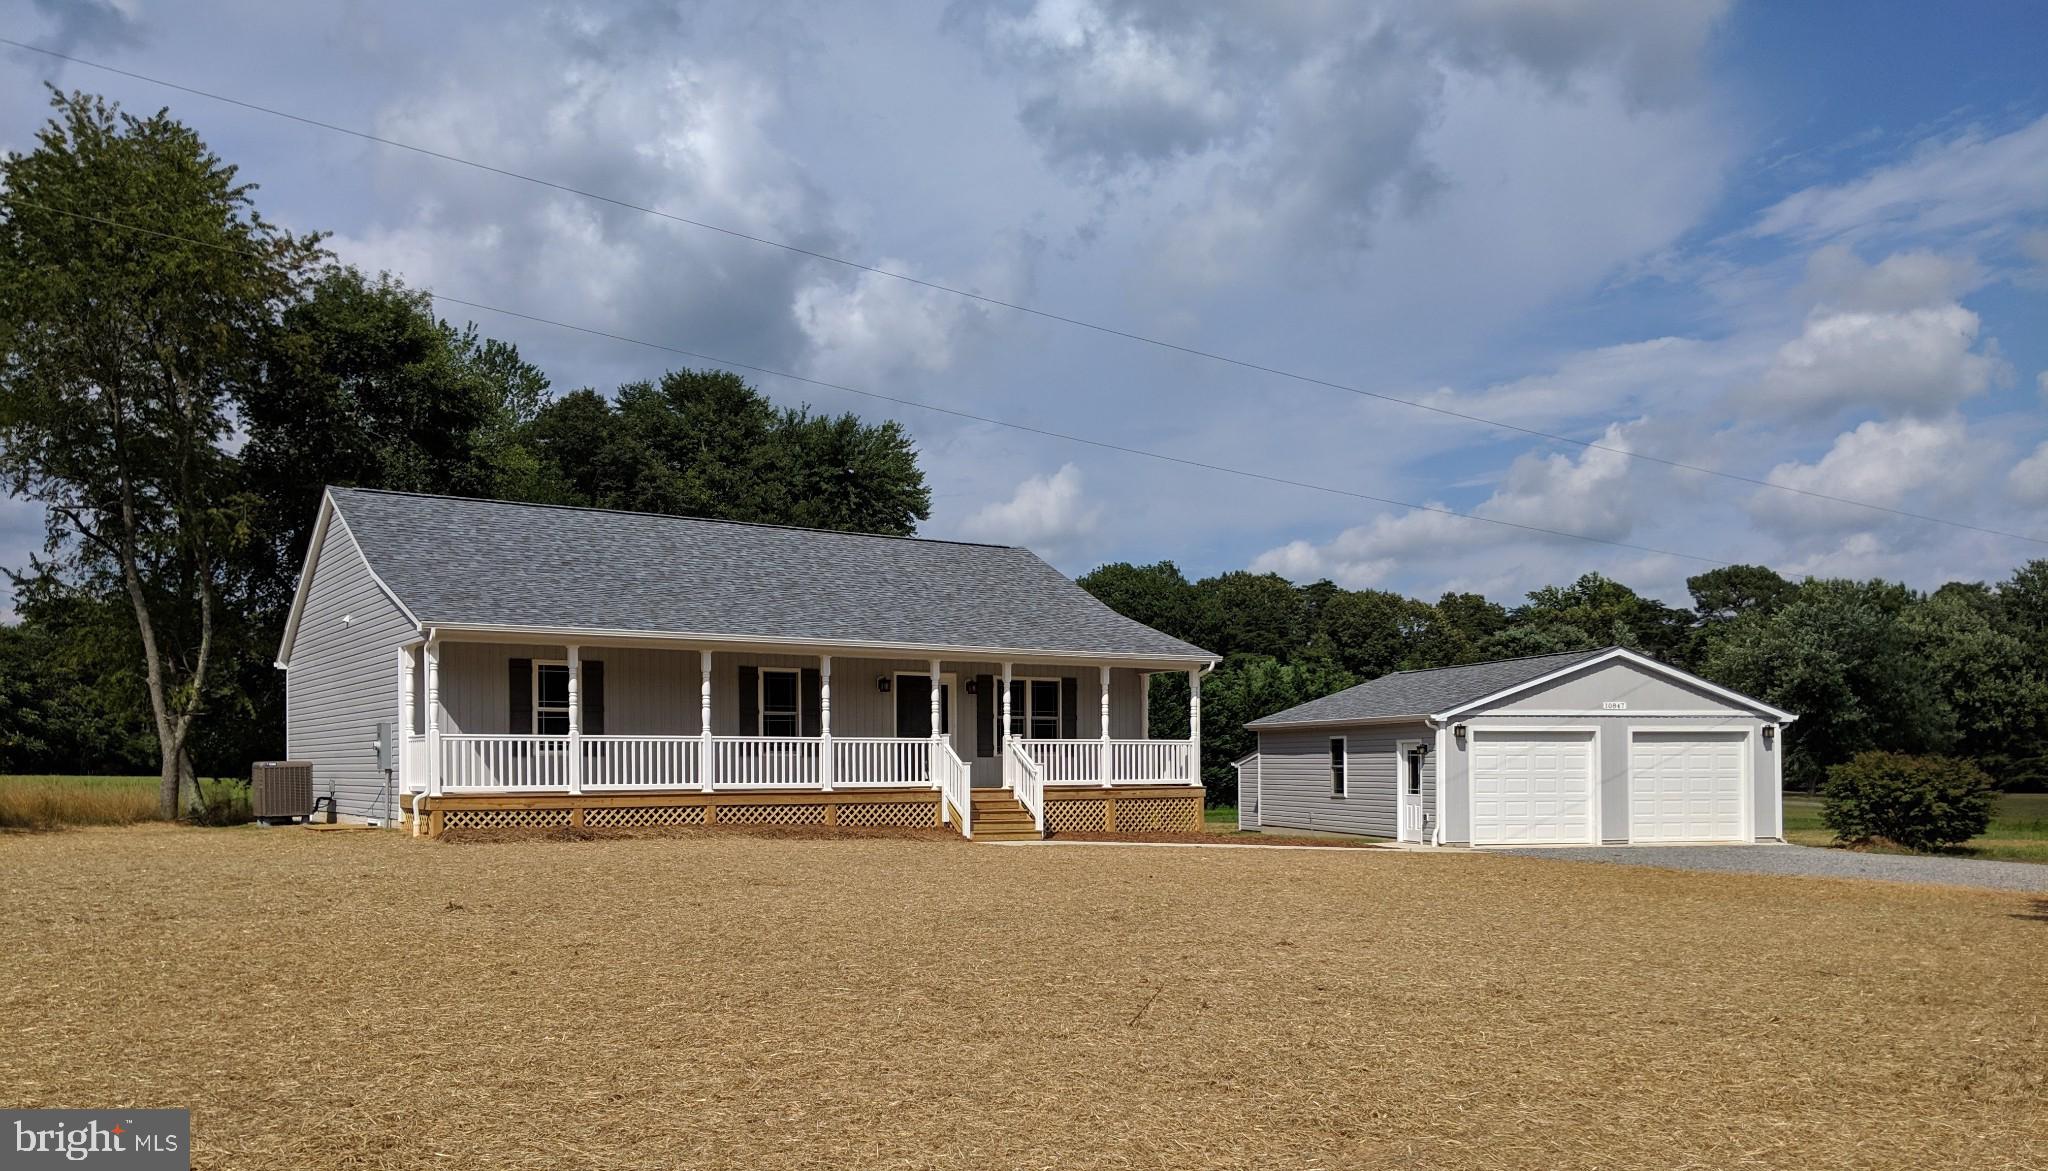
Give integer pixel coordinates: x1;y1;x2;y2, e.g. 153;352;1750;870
0;92;323;814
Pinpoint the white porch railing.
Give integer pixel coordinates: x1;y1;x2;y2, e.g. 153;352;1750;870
934;740;972;837
831;737;932;788
441;734;572;790
1003;739;1047;832
1108;739;1197;783
403;734;428;791
710;735;821;787
583;735;702;789
1020;739;1097;784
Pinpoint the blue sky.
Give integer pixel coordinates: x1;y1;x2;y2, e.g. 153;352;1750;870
4;0;2046;610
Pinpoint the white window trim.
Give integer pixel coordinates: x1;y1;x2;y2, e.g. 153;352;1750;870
1329;735;1348;799
1394;738;1427;842
534;659;570;736
758;667;804;737
1007;675;1065;741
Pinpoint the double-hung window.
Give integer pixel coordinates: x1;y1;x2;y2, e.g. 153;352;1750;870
535;661;571;735
1008;679;1064;740
760;668;801;737
1329;738;1347;797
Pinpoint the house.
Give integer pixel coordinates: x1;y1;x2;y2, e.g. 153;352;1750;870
1238;647;1796;846
275;488;1217;840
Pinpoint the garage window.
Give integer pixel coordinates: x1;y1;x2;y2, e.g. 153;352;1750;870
1329;737;1347;797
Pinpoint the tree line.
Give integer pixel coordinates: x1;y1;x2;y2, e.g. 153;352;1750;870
0;91;928;812
1078;561;2048;803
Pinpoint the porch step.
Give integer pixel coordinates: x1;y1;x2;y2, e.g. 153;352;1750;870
964;789;1043;843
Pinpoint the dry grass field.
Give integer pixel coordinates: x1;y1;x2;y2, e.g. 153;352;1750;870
2;826;2043;1170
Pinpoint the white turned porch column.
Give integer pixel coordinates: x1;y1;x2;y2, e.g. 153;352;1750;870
1187;668;1202;785
399;644;416;790
699;650;714;792
1099;665;1112;788
928;659;942;749
566;644;582;795
818;654;834;791
1000;661;1014;788
425;638;442;797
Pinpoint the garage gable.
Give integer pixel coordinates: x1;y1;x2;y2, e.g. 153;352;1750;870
1486;658;1749;716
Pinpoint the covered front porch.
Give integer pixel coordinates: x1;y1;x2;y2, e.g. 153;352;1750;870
397;632;1204;839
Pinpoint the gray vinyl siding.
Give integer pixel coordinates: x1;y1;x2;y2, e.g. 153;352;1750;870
1250;722;1431;838
1236;757;1259;828
284;517;414;822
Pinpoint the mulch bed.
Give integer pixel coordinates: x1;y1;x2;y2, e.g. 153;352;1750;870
2;824;2042;1170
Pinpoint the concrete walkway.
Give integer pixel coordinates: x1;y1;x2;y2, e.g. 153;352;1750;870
1492;843;2048;893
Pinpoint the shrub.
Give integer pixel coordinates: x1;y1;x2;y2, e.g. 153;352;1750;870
1820;752;1996;852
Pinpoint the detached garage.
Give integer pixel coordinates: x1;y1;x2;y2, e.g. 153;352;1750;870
1240;647;1795;846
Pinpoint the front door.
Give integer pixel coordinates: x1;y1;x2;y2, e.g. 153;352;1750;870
1400;742;1428;843
893;673;959;757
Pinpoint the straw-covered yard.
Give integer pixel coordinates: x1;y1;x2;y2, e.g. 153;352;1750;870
1;825;2041;1169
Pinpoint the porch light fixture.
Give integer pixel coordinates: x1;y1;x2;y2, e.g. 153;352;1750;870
1762;724;1774;746
876;676;892;694
1452;724;1466;747
964;679;978;695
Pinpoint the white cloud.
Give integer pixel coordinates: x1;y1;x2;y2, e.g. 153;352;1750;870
2009;442;2048;508
1751;113;2048;245
1743;303;1999;420
959;463;1101;556
1751;415;1978;535
1802;244;1979;312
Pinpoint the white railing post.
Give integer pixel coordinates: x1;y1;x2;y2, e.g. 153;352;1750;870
566;644;582;795
699;650;714;792
1187;668;1202;785
425;638;443;798
819;654;834;791
1099;665;1112;788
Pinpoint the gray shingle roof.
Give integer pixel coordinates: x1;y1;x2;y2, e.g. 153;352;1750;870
1245;648;1611;728
328;488;1212;661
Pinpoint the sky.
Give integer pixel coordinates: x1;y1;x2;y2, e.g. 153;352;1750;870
3;0;2046;613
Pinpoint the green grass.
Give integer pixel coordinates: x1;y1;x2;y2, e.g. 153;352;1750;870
0;774;250;831
1783;790;2048;864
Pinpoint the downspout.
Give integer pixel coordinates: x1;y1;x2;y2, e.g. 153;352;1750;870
1426;717;1446;847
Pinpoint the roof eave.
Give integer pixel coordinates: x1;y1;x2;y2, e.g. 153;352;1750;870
420;620;1217;668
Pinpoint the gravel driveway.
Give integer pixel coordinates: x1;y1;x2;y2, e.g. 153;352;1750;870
1492;843;2048;893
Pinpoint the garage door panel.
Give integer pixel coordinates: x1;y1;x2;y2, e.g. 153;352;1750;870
1630;733;1745;842
1470;732;1594;845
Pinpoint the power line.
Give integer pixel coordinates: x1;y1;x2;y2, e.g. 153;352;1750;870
8;197;1760;571
6;36;2043;549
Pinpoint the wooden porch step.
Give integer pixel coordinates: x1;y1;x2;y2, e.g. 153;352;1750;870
965;789;1043;842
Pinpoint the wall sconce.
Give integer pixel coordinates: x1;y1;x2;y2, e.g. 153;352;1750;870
1762;724;1774;747
1452;724;1466;747
876;676;892;693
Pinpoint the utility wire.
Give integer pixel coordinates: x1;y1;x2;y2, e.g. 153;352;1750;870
9;197;1760;570
5;36;2043;549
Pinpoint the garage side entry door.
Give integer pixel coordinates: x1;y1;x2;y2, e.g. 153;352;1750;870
1469;731;1595;845
1628;732;1746;842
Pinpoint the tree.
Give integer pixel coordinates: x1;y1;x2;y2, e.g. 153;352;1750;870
1699;579;1945;789
0;92;323;815
1687;564;1795;625
1191;655;1358;804
1310;588;1428;679
1408;591;1509;668
1900;589;2048;779
1191;571;1311;659
1504;572;1693;664
1076;561;1199;641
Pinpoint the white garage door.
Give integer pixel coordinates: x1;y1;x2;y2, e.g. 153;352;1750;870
1629;732;1746;842
1469;732;1595;845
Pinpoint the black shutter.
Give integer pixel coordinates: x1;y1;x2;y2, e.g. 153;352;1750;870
1060;677;1079;739
737;665;758;735
508;658;533;733
975;674;994;757
582;660;605;736
801;667;822;737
